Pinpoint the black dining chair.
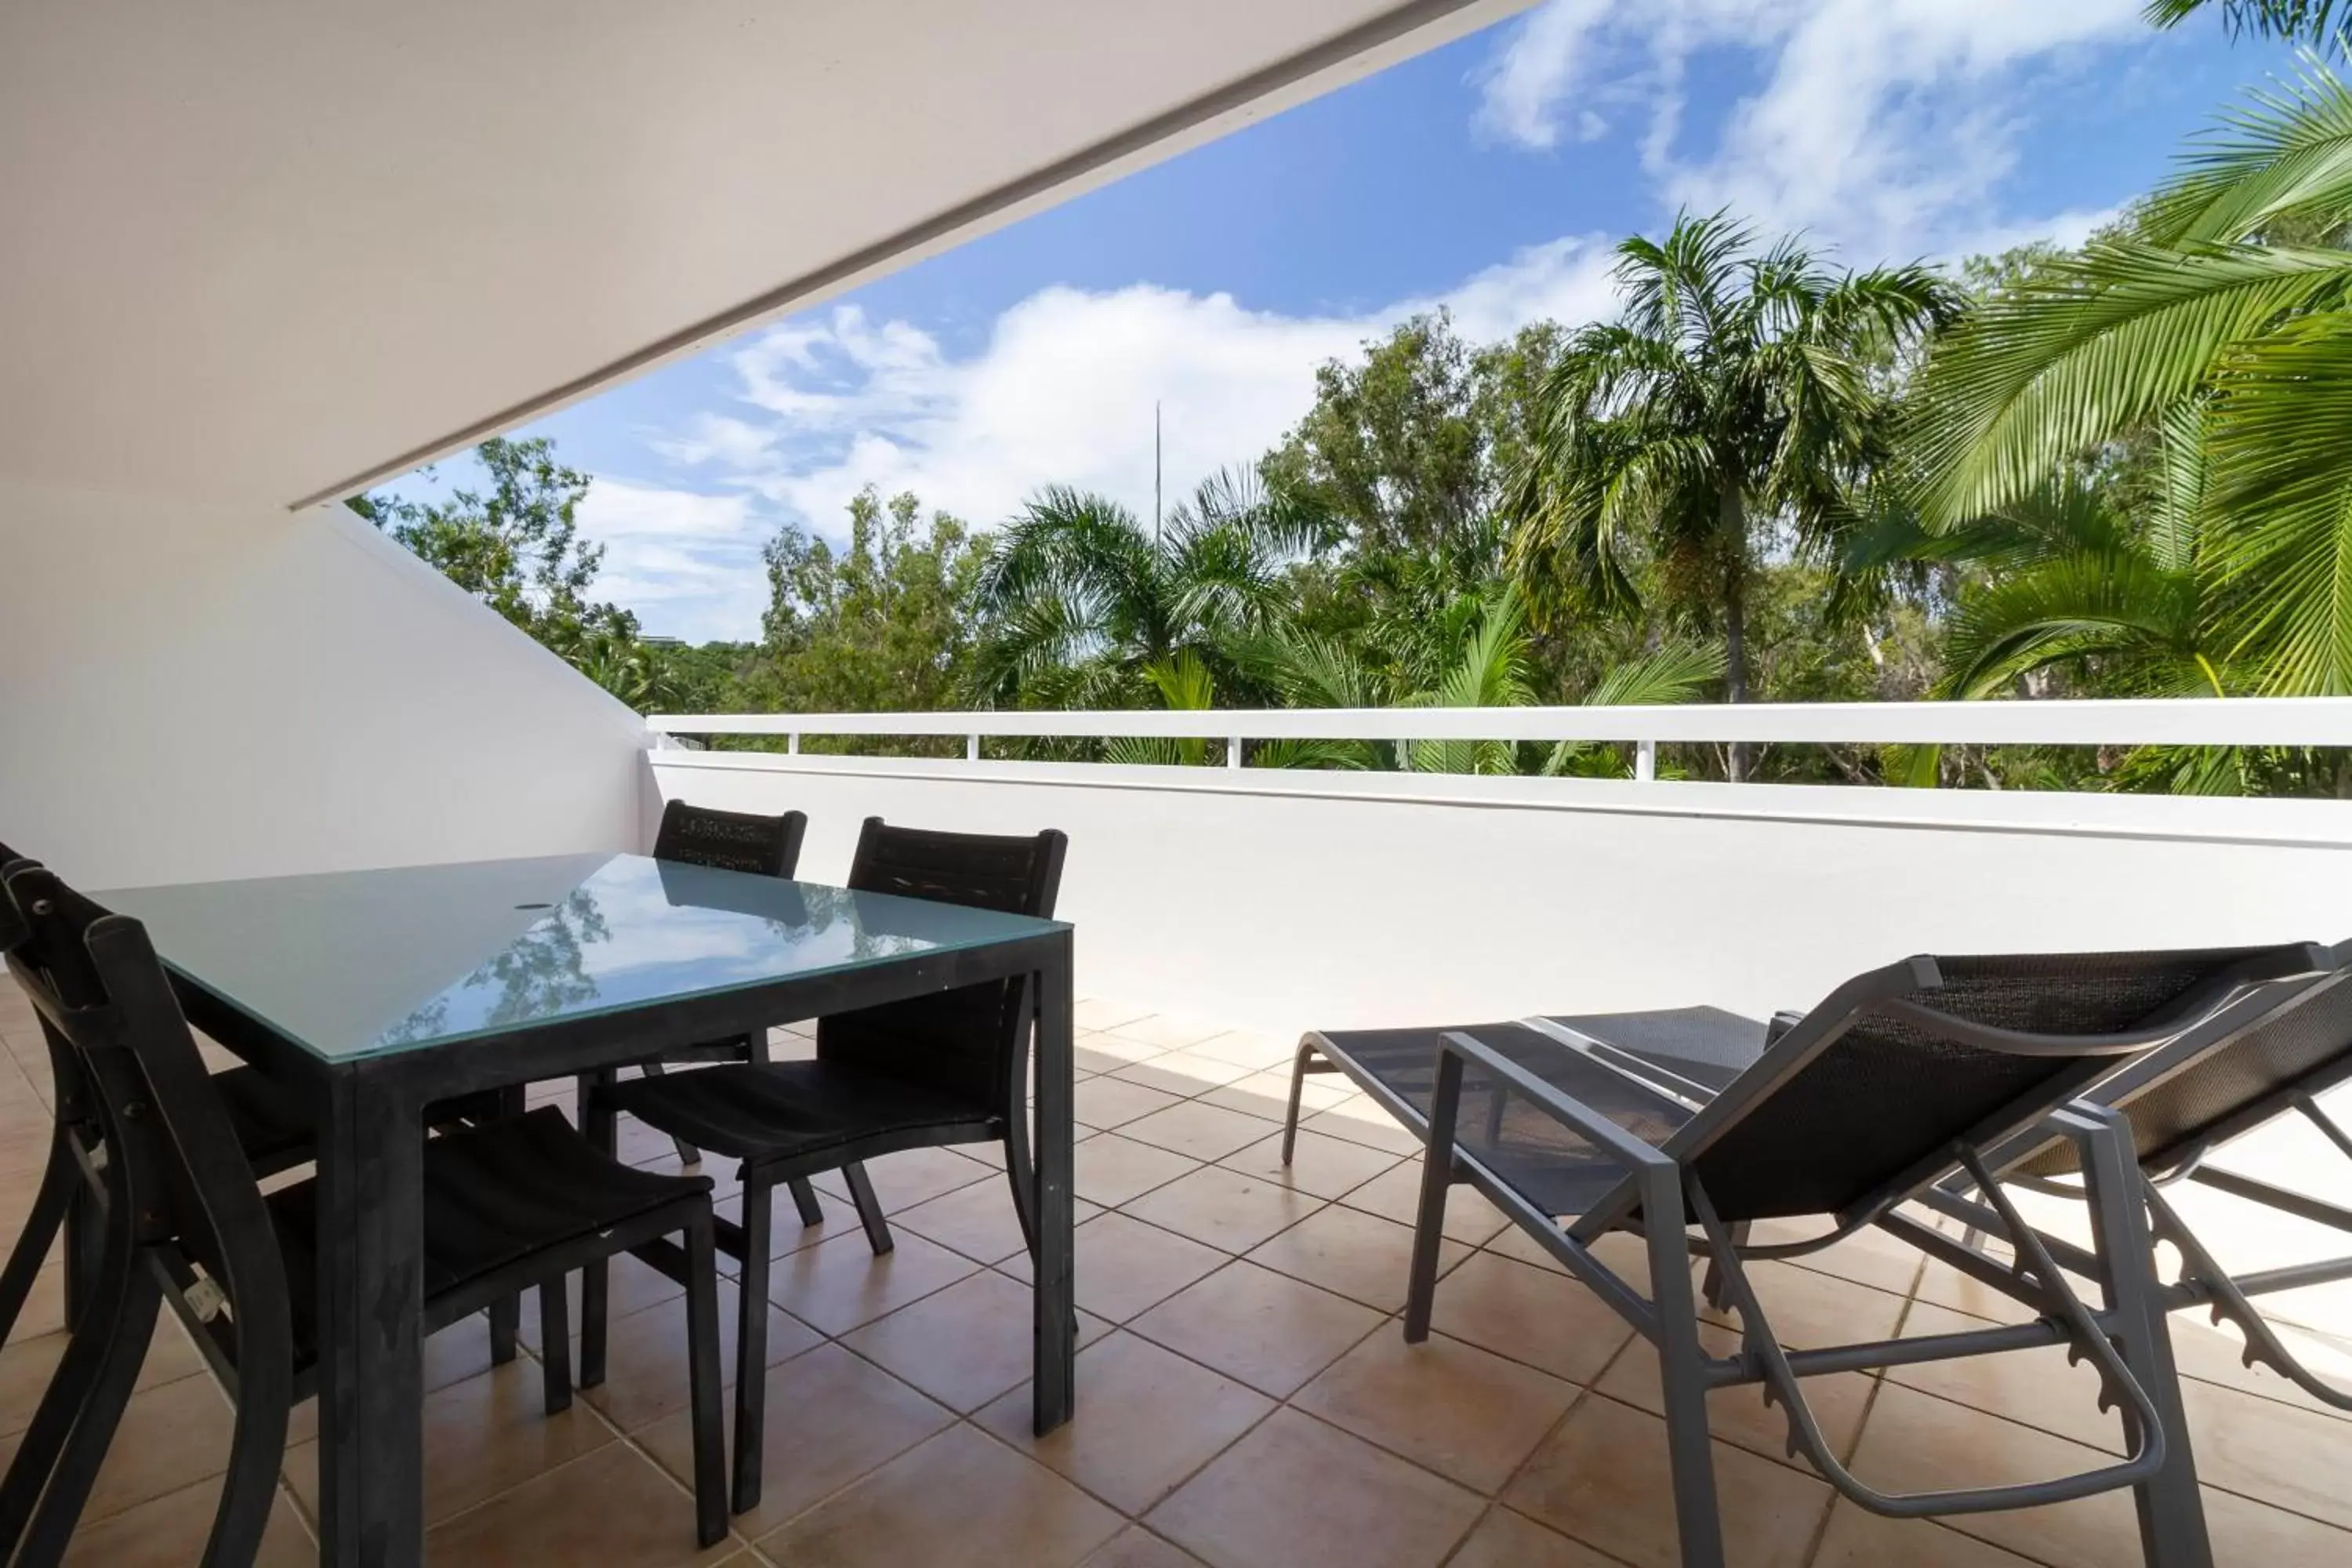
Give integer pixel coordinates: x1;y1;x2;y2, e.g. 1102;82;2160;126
587;816;1066;1512
0;862;734;1562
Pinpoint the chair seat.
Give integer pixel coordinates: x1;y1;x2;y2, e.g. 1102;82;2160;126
1537;1006;1770;1091
269;1109;710;1363
600;1059;997;1171
1311;1022;1693;1220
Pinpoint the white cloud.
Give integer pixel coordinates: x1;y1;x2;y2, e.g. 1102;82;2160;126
572;479;767;643
1475;0;2147;256
640;234;1621;641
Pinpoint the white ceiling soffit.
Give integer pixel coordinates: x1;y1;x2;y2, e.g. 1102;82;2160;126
0;0;1530;510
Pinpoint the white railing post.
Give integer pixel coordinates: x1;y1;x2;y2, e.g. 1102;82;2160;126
1635;740;1657;782
967;734;980;761
787;732;800;755
1228;735;1243;770
1396;738;1410;773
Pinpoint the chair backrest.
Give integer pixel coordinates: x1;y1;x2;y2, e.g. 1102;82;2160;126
1998;942;2352;1178
1563;942;2330;1232
652;800;807;879
818;818;1066;1108
0;863;292;1366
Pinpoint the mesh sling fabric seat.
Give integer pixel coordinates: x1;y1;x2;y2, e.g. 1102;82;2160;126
1308;943;2332;1568
591;815;1067;1514
0;863;734;1562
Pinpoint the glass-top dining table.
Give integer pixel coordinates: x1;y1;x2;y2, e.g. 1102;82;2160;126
100;851;1077;1567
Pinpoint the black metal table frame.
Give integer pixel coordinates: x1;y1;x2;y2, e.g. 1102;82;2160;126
163;924;1076;1568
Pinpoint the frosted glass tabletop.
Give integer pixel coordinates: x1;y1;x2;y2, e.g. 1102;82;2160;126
99;853;1067;1063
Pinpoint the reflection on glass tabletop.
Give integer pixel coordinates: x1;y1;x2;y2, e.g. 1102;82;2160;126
99;853;1067;1062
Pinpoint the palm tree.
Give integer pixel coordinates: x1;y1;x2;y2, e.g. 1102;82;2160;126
2148;0;2347;50
970;470;1323;709
1504;212;1958;778
1250;583;1724;777
1906;63;2352;695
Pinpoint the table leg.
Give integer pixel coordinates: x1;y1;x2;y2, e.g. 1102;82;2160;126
315;1072;426;1566
1033;933;1076;1433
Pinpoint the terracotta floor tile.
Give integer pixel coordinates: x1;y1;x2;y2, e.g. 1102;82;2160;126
1846;1382;2149;1568
1148;1409;1483;1568
811;1145;995;1211
1074;1000;1157;1034
1119;1163;1327;1255
765;1226;978;1336
1891;1300;2127;1455
1109;1052;1258;1097
999;1212;1226;1323
1129;1261;1385;1398
638;1342;953;1539
285;1354;613;1523
1246;1203;1466;1314
1294;1328;1579;1493
1;1316;206;1441
895;1178;1099;1266
1297;1103;1422;1157
423;1442;736;1567
1504;1393;1831;1568
1119;1101;1280;1163
1071;1133;1201;1207
1744;1217;1926;1298
1220;1128;1400;1201
37;1369;237;1527
975;1330;1273;1514
843;1270;1109;1412
1598;1317;1878;1472
1101;1013;1237;1052
1074;1035;1170;1074
1199;1069;1351;1124
1081;1525;1209;1567
518;1252;684;1347
755;1423;1122;1567
2181;1369;2352;1528
1336;1161;1509;1246
1811;1501;2043;1566
1075;1076;1185;1132
1426;1250;1635;1385
579;1281;823;1431
1181;1031;1298;1071
59;1474;314;1567
1445;1507;1621;1568
2204;1483;2352;1566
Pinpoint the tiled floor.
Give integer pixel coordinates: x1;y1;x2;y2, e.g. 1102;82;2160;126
5;979;2352;1566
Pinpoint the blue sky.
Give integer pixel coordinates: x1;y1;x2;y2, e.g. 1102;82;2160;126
416;1;2298;642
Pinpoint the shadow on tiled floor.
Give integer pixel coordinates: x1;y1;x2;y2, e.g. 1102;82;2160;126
4;979;2352;1566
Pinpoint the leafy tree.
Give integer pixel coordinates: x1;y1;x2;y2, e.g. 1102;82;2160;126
738;487;988;738
971;471;1321;709
2148;0;2348;50
1504;212;1959;775
354;437;634;653
1906;64;2352;696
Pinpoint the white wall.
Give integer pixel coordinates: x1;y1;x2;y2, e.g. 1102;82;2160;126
652;749;2352;1036
0;477;650;888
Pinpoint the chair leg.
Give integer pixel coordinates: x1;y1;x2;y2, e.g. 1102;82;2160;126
14;1267;161;1568
636;1061;705;1165
64;1168;104;1328
1282;1041;1320;1166
786;1177;825;1228
578;1069;617;1388
2078;1116;2214;1568
203;1283;295;1568
732;1175;775;1514
0;1195;139;1556
488;1294;520;1365
538;1272;574;1415
842;1160;894;1256
1642;1163;1726;1568
682;1214;728;1548
1404;1050;1465;1344
0;1124;75;1342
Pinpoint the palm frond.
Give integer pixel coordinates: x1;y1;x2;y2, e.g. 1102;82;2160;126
2147;60;2352;241
2145;0;2350;55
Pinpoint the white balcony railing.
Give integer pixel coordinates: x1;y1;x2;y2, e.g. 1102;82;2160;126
648;695;2352;779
